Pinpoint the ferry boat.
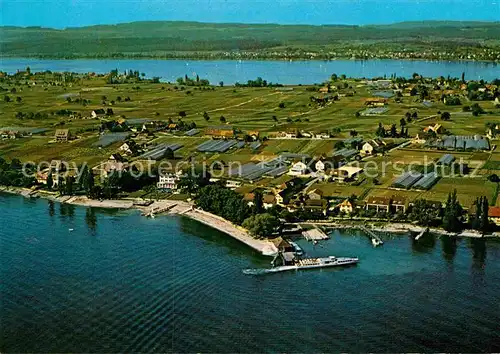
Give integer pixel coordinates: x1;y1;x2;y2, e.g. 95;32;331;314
243;256;359;275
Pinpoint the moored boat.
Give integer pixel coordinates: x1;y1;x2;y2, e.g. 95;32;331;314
243;256;359;275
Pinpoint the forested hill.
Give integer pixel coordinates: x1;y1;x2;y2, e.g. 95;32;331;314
1;21;499;60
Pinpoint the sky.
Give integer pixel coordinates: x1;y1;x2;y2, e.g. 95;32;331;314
0;0;499;28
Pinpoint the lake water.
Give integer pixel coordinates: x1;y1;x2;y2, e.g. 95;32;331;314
0;58;498;84
1;193;500;352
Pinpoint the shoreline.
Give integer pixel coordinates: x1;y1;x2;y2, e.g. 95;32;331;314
0;186;278;256
1;55;499;64
2;186;498;242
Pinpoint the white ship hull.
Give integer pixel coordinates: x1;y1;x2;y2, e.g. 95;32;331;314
244;256;359;275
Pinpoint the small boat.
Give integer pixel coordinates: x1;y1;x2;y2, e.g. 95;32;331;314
244;256;359;275
68;228;74;232
371;238;383;247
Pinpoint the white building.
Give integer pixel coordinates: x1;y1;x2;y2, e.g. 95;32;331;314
288;161;309;176
157;171;182;191
225;180;242;189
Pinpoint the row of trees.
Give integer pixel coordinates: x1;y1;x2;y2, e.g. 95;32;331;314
409;190;493;233
0;157;35;187
176;74;210;86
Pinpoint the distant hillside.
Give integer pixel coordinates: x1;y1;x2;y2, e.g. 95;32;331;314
1;21;499;60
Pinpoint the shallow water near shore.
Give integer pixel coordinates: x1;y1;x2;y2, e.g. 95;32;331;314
1;193;500;352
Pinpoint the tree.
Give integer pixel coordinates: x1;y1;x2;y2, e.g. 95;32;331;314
253;190;264;214
390;124;397;138
441;111;451;121
203;111;210;121
106;108;114;116
46;172;53;191
487;174;499;183
443;190;463;232
334;141;345;150
179;111;187;118
376;122;386;137
220;116;226;123
4;95;11;102
242;213;280;237
471;103;484;116
278;102;285;109
16;96;22;103
272;115;278;122
400;118;406;127
408;199;441;226
65;176;74;196
81;165;94;196
219;81;224;87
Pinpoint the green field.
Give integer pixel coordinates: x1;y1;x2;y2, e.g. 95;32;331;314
1;71;499;207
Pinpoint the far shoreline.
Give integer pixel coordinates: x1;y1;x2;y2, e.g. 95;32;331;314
2;56;499;64
2;186;499;241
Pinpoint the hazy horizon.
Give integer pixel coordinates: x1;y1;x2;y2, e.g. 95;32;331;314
1;0;499;29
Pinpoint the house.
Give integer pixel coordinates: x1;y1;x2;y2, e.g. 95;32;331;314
276;128;299;139
315;158;335;173
288;161;309;176
338;199;354;214
307;189;323;200
225;180;242;189
247;130;260;141
391;195;407;213
364;98;387;107
314;132;330;139
319;87;329;93
243;193;277;209
270;237;295;265
275;191;285;206
100;161;129;177
205;126;235;139
157;171;182;191
423;124;444;135
486;125;499;139
118;141;140;156
304;198;328;215
361;139;385;156
167;123;178;131
109;153;125;162
488;206;500;226
365;196;391;213
54;129;70;142
91;109;106;118
331;166;363;182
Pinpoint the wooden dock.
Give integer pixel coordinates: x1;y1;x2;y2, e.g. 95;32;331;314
302;227;329;241
141;203;178;217
359;225;384;247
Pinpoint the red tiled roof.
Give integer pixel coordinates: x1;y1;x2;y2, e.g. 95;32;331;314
488;206;500;218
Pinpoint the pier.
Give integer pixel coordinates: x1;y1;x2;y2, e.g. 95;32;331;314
302;227;329;242
358;225;384;247
414;227;430;241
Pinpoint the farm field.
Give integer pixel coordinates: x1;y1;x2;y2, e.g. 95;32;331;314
1;70;499;208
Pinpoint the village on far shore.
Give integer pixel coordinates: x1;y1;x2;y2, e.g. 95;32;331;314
1;68;500;239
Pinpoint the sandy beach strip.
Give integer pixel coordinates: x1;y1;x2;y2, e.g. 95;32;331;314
182;208;278;256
